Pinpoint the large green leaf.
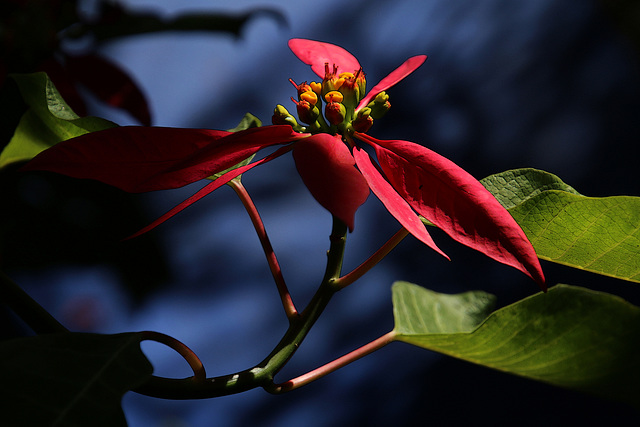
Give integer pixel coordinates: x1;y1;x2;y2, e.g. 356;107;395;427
482;168;640;283
392;282;640;407
0;332;153;426
0;73;116;169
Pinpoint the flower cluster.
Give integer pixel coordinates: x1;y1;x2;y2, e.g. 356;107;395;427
22;38;545;289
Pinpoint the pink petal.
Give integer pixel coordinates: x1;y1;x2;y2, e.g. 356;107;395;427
22;125;305;192
288;39;361;79
292;134;369;231
357;55;427;111
65;54;152;126
126;145;294;239
356;133;545;289
352;147;448;259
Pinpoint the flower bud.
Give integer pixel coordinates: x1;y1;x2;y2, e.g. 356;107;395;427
352;107;373;133
292;97;320;125
325;101;346;126
272;104;299;127
366;91;391;119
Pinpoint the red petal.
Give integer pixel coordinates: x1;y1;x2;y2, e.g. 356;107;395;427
65;54;152;125
356;133;545;289
288;39;361;79
292;134;369;231
126;145;293;239
353;147;448;259
357;55;427;111
22;125;305;192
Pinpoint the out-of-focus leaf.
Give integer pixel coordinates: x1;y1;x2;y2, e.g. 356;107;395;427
0;332;153;426
65;55;151;126
482;168;640;283
72;7;287;42
0;73;116;168
392;282;640;408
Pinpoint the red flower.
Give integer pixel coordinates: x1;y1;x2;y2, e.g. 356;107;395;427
22;38;545;288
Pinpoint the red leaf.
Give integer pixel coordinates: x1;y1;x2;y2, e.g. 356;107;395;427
126;145;293;239
292;134;369;231
65;54;152;125
22;125;305;192
353;147;448;259
356;133;545;288
356;55;427;110
288;39;361;79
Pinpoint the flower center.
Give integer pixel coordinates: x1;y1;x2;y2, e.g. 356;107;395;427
273;64;390;136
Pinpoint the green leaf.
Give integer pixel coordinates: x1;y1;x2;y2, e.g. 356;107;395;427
482;168;640;283
481;167;580;209
512;191;640;282
0;73;116;169
226;113;262;133
392;282;640;407
0;332;153;427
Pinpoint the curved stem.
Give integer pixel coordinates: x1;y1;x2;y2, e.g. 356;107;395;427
334;227;409;290
134;217;350;399
228;179;298;319
140;331;206;383
0;270;68;334
267;331;395;393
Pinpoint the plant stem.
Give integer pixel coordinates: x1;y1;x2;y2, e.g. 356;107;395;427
267;331;396;393
228;179;298;319
334;227;409;290
140;331;206;382
134;217;350;399
0;270;68;334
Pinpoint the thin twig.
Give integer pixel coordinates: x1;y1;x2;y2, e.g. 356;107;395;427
267;331;396;393
334;227;409;290
140;330;206;382
0;270;68;334
228;179;298;319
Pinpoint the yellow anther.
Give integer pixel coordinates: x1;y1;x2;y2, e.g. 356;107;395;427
334;78;345;90
300;91;318;105
310;82;322;95
338;72;355;79
324;91;344;103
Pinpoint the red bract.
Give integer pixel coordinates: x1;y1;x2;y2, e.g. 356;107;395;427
22;38;545;289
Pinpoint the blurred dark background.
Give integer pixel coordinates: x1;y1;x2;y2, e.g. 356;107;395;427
2;0;640;425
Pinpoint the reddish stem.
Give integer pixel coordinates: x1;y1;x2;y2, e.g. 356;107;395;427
228;179;298;319
141;330;206;382
268;331;396;393
334;227;409;289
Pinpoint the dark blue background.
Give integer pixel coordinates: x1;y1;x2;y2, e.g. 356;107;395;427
5;0;640;425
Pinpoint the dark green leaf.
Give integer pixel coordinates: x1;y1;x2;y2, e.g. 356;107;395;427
393;282;640;407
0;73;116;168
0;332;153;426
482;168;640;283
